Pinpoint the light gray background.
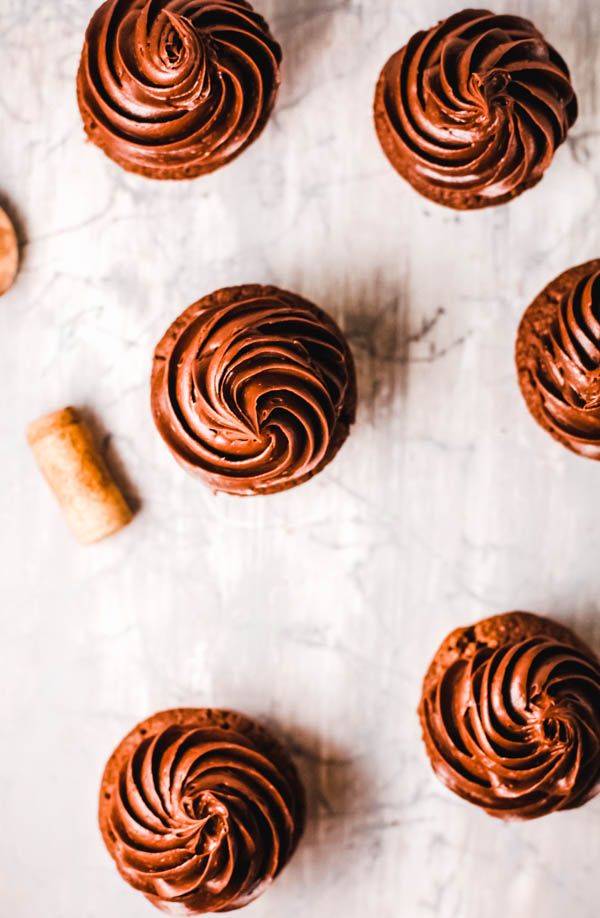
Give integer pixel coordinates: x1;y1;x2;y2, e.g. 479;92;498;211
2;1;600;915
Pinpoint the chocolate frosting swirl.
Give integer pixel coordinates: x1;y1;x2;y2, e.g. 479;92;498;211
374;9;577;209
420;616;600;819
100;709;305;914
151;285;357;495
77;0;281;179
520;262;600;459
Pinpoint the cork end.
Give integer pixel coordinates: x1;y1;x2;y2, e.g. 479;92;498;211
26;407;80;446
77;505;133;545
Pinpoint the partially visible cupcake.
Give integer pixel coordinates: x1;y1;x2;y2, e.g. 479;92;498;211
0;207;18;296
99;708;305;913
151;284;357;495
374;10;577;210
516;260;600;459
419;612;600;819
77;0;281;179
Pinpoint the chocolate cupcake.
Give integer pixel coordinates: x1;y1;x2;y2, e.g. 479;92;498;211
77;0;281;179
151;284;357;495
0;207;18;296
99;708;305;913
419;612;600;819
516;260;600;459
374;10;577;210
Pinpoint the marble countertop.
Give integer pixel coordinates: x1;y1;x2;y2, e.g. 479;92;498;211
2;1;600;916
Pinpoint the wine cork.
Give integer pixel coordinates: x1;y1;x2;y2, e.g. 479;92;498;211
0;207;18;296
26;407;133;545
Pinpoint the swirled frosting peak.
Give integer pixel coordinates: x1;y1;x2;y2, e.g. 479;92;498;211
374;10;577;209
99;709;305;913
419;613;600;819
77;0;282;179
517;260;600;459
151;284;357;495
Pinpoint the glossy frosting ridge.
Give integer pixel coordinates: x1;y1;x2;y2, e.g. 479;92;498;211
100;709;304;914
374;9;577;208
419;613;600;819
151;284;357;495
77;0;281;178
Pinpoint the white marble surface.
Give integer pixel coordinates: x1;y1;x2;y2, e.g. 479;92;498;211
2;0;600;915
